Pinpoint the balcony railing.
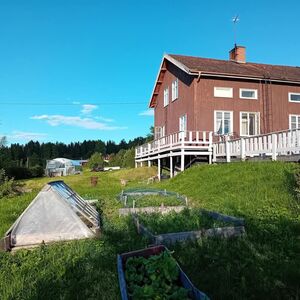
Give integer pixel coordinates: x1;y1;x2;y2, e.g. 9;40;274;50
135;131;213;159
213;128;300;161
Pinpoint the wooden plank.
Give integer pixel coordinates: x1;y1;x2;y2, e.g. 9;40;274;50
200;209;245;226
119;206;186;216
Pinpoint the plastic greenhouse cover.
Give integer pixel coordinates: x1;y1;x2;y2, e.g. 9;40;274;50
9;184;96;247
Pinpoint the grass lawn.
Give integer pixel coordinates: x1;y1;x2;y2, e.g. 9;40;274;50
0;162;299;299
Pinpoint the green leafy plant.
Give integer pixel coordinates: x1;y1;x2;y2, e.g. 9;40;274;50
125;251;191;300
138;208;229;235
0;169;14;198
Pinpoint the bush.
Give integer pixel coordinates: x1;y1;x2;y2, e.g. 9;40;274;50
0;169;14;198
29;166;44;178
5;167;32;180
88;152;104;170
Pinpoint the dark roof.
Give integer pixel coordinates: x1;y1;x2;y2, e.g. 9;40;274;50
168;54;300;82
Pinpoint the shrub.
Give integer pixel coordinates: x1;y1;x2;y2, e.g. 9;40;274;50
5;167;32;180
29;166;44;178
87;152;104;170
0;169;14;198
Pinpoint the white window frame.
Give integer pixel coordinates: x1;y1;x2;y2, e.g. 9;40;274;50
172;78;178;101
288;92;300;103
289;114;300;130
214;111;233;135
154;126;165;139
214;87;233;98
163;87;169;107
240;112;260;136
179;114;187;139
239;88;258;100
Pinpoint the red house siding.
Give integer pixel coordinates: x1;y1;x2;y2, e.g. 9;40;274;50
154;63;300;136
154;62;195;135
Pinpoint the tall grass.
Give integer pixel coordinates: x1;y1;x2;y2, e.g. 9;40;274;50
0;163;299;299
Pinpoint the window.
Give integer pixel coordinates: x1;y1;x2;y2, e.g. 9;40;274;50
179;114;187;139
214;87;233;98
289;115;300;129
172;78;178;101
214;111;233;135
289;93;300;103
163;87;169;107
240;89;258;99
154;126;165;139
240;112;260;136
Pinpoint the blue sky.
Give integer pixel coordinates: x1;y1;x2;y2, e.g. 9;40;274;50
0;0;300;144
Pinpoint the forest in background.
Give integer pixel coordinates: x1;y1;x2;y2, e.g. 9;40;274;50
0;128;153;179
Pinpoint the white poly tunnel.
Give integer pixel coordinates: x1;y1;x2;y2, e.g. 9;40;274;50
1;181;100;251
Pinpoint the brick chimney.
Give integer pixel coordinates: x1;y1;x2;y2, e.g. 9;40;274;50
229;45;246;63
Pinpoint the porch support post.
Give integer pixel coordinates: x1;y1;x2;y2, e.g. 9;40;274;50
148;159;151;167
181;150;185;172
140;161;143;167
135;161;138;168
158;157;161;181
170;152;173;178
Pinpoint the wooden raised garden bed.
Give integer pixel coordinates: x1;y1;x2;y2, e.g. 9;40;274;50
118;189;188;216
132;209;246;245
117;245;209;300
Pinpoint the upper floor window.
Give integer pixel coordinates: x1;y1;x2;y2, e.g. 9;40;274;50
214;87;233;98
172;78;178;101
240;112;260;136
163;87;169;107
214;111;233;135
240;89;258;99
289;93;300;103
154;126;165;139
289;115;300;129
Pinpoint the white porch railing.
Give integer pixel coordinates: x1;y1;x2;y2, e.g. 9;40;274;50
213;128;300;162
135;131;213;159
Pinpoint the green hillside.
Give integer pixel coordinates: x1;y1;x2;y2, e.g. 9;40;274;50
0;162;299;299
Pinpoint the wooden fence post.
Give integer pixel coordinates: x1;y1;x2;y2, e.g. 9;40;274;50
240;138;246;161
225;136;231;163
272;134;277;161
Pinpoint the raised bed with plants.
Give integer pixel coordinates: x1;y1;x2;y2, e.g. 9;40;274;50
132;208;245;245
118;189;188;216
117;245;209;300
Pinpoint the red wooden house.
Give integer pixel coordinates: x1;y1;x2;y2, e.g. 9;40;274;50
135;46;300;178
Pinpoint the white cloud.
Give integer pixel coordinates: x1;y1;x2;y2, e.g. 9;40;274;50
139;110;154;116
81;104;98;115
31;114;126;131
95;116;115;123
9;131;48;141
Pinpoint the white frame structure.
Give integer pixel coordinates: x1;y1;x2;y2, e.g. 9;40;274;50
288;92;300;103
172;78;178;101
289;114;300;129
163;87;169;107
214;87;233;98
214;111;233;135
240;112;260;136
239;88;258;100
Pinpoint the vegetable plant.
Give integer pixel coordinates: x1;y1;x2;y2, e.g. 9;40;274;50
125;251;191;299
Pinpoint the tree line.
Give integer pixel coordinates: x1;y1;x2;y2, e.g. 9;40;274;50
0;137;147;168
